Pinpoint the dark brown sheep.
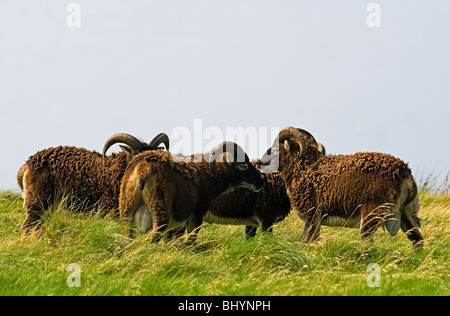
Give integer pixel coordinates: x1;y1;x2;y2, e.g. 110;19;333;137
204;141;325;238
119;141;264;242
204;164;291;238
17;133;169;236
260;127;424;251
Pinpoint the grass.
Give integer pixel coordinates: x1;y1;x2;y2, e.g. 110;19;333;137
0;191;449;296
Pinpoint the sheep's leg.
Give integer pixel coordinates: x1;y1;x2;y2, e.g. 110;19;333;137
301;208;322;243
148;205;169;243
120;202;142;239
119;190;142;239
400;199;424;251
186;224;202;243
186;214;204;243
21;195;50;237
360;203;384;242
122;218;135;239
149;220;168;243
244;226;257;239
244;221;274;239
165;227;186;241
260;220;274;236
21;205;45;237
400;213;424;251
20;170;51;237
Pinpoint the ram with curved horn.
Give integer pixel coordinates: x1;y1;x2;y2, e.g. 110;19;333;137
17;132;169;236
119;141;264;242
202;129;326;239
260;126;423;251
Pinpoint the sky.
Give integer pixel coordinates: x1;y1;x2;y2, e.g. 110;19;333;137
0;0;449;191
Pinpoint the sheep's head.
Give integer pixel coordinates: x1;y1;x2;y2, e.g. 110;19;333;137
102;132;170;161
259;127;325;173
209;141;264;193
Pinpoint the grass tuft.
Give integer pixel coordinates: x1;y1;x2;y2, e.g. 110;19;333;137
0;191;448;296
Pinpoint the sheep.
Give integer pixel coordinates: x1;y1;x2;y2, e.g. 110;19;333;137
259;127;424;251
204;168;291;238
119;141;264;242
204;140;326;239
17;132;169;236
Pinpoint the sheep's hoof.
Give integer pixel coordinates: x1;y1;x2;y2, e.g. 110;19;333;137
413;240;424;252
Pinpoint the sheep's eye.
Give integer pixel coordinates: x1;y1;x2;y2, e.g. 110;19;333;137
238;164;248;171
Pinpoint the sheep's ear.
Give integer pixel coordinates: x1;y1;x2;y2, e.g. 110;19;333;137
120;145;133;158
283;140;290;152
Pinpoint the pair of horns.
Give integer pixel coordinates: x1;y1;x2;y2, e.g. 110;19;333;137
102;133;170;159
209;141;248;174
276;127;326;157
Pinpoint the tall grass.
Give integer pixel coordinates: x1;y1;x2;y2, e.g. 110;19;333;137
416;168;450;195
0;190;448;296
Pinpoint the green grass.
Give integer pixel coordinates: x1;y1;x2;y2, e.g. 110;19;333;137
0;191;448;296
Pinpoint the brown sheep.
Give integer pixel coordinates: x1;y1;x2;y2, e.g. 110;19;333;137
260;127;424;251
17;133;169;236
204;164;290;238
204;137;325;238
119;141;264;242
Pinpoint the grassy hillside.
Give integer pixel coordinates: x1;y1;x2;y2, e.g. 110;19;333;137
0;191;448;296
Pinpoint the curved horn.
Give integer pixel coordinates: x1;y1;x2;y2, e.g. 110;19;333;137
296;128;318;147
295;128;325;155
277;127;307;158
148;133;170;150
102;133;143;159
209;141;248;174
317;143;326;155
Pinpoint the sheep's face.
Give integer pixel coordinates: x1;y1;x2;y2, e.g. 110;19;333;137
259;145;281;173
209;141;263;192
259;127;326;174
259;140;305;173
229;160;264;193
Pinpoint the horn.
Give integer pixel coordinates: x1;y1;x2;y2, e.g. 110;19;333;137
317;143;326;155
295;128;324;155
148;133;170;150
102;133;144;159
296;128;318;147
277;127;307;158
209;141;248;174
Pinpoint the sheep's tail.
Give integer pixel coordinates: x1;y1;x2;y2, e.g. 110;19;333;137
17;164;27;191
136;162;155;191
119;161;154;230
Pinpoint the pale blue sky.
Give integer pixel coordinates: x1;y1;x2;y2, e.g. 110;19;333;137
1;0;449;190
